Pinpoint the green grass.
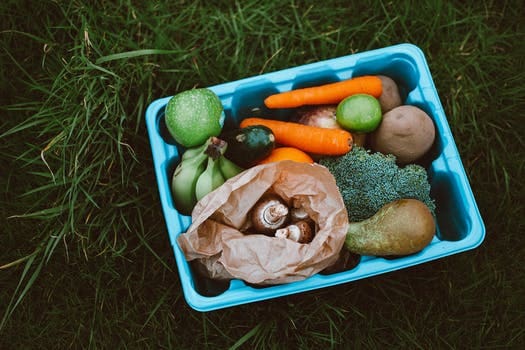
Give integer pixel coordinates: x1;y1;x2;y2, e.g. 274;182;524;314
1;0;524;348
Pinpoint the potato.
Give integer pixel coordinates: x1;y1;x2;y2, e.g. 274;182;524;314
377;75;402;113
369;105;435;164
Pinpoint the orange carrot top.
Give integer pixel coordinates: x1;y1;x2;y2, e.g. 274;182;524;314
264;75;382;109
240;117;352;156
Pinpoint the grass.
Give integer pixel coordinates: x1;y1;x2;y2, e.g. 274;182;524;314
1;0;524;348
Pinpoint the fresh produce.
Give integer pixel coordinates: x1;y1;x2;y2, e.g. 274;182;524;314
171;142;209;216
264;75;382;108
171;137;243;215
377;75;402;113
167;73;438;267
165;88;224;147
218;156;244;179
250;194;290;235
275;220;314;244
291;105;367;147
240;117;353;156
290;104;341;129
195;155;225;202
258;147;314;164
318;146;435;222
249;194;315;243
289;202;313;223
344;199;435;256
336;93;382;133
369;105;436;164
221;125;275;167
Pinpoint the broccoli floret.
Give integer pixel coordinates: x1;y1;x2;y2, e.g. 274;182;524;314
319;146;435;222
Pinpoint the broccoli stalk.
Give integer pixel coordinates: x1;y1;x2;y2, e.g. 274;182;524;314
319;146;436;222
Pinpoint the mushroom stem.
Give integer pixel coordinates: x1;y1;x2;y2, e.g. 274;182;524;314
290;206;310;222
251;194;290;235
275;220;314;243
263;203;289;225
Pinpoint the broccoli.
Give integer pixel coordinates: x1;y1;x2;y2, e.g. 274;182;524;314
319;146;436;222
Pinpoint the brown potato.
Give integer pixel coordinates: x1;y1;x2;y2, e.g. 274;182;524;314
370;105;435;164
377;75;402;113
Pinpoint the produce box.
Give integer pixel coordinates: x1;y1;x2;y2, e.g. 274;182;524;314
145;43;485;312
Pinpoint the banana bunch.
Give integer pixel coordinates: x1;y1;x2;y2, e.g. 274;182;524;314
171;137;244;216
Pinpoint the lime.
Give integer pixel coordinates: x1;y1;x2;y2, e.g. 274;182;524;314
336;94;382;133
164;88;224;147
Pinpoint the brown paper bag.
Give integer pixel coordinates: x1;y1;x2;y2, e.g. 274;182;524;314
177;161;349;285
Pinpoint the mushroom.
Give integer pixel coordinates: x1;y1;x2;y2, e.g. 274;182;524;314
250;194;290;235
275;220;314;244
289;200;314;226
290;206;310;222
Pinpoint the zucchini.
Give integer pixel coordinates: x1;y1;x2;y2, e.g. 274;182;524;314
222;125;275;167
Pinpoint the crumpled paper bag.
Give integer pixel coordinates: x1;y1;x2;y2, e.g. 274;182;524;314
177;161;349;285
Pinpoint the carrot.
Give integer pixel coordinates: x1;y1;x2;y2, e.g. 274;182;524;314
240;117;352;155
258;147;314;164
264;75;382;109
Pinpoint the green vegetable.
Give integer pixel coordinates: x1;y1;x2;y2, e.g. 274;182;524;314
221;125;275;167
319;146;435;222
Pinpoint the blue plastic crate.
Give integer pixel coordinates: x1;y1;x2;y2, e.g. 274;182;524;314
145;43;485;312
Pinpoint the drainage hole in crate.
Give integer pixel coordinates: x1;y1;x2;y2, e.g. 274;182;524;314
244;282;274;290
190;262;231;297
157;111;179;146
231;79;285;124
291;67;340;90
431;172;471;241
319;250;361;275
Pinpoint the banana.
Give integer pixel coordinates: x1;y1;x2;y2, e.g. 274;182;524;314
171;150;208;215
195;156;225;202
181;140;208;161
172;136;242;213
218;155;244;179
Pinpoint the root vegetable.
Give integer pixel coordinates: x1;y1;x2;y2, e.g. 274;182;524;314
291;105;367;147
240;117;353;155
264;75;382;109
369;105;436;164
377;75;402;113
291;105;341;129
